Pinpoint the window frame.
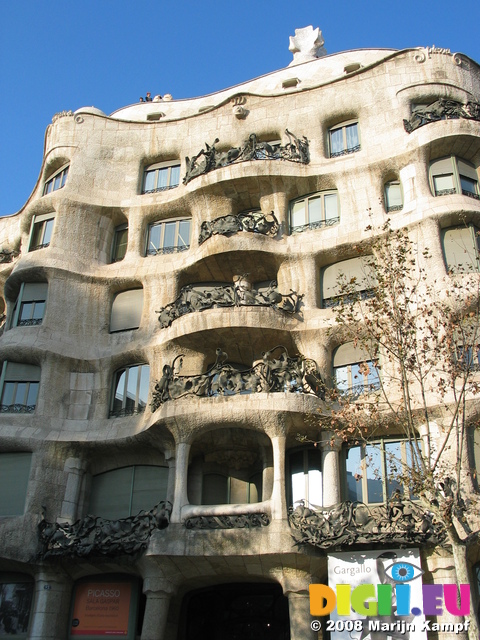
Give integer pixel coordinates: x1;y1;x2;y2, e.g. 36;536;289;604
333;343;380;397
321;256;375;308
43;164;69;195
384;180;404;212
109;363;149;418
343;438;421;505
328;120;360;158
142;161;181;194
0;362;41;414
287;447;323;508
430;156;480;199
28;213;55;252
0;453;32;518
201;472;262;506
111;223;128;263
441;224;480;274
145;217;191;256
10;282;48;329
289;190;340;235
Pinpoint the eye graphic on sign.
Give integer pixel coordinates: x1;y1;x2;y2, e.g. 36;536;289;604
384;561;424;583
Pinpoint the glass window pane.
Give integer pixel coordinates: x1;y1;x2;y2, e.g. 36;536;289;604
61;167;68;187
157;168;169;189
90;467;133;519
19;302;33;322
345;447;363;502
147;224;162;254
249;473;262;503
170;165;180;186
460;175;478;195
113;228;128;261
43;219;54;246
113;370;126;412
334;366;349;392
177;220;191;248
125;367;139;413
434;174;455;193
330;128;344;155
308;197;323;224
131;466;168;514
53;175;62;191
366;361;380;390
143;170;156;192
163;222;176;248
291;200;306;228
138;365;150;409
290;451;305;504
45;181;53;195
366;445;383;503
386;183;402;207
15;383;27;405
307;449;322;506
345;123;359;150
385;441;403;498
1;382;15;407
32;302;45;321
324;193;338;220
26;382;39;407
350;363;363;392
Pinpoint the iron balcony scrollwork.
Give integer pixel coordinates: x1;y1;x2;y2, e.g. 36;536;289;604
156;278;303;328
0;403;36;414
38;502;171;559
288;499;446;550
199;210;280;245
403;98;480;133
290;216;340;235
151;346;325;410
0;248;19;264
185;513;270;530
184;130;309;185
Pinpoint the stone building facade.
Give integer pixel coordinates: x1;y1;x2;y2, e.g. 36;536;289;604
0;27;480;640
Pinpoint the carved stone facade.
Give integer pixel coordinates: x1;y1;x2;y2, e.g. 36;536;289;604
0;30;479;640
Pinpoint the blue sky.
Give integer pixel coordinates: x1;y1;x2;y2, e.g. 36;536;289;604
1;0;479;217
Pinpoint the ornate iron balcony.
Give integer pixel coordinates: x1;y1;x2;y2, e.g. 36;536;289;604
108;405;146;419
290;216;340;235
435;188;457;197
199;211;279;245
142;183;179;195
386;204;403;212
403;98;480;133
185;513;270;530
463;189;480;200
0;404;36;413
146;244;190;256
18;318;43;327
330;144;361;158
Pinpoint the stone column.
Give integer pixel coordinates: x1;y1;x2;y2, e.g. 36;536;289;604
59;457;86;523
320;431;341;506
29;569;72;640
279;574;318;640
277;257;317;309
270;433;287;520
170;441;191;523
141;578;176;640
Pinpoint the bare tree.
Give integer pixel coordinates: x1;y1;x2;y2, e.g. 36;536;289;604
304;222;480;638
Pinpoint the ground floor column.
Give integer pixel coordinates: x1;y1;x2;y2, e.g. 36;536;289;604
270;433;287;520
281;576;318;640
170;441;191;523
321;431;342;506
141;578;176;640
29;569;72;640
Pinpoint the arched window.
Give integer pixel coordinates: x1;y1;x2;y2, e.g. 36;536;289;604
146;218;191;255
110;289;143;333
333;343;379;396
322;256;375;308
10;283;48;328
430;156;479;199
384;180;403;212
290;191;339;234
442;225;480;274
110;364;149;418
288;448;322;507
201;473;262;505
28;213;54;252
43;164;69;195
89;465;168;520
0;362;40;413
329;121;360;157
142;161;180;194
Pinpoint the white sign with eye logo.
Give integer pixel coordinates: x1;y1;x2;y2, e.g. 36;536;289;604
327;549;427;640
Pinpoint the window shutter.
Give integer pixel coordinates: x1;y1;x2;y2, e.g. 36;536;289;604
457;159;478;181
430;157;454;176
333;342;370;367
89;467;133;520
4;363;41;381
0;453;32;516
442;227;478;273
323;257;374;300
22;283;48;302
110;289;143;332
131;466;168;514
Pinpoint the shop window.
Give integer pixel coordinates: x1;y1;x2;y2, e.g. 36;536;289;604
430;156;479;199
442;225;480;274
329;121;360;157
0;573;34;637
109;364;149;418
290;191;339;234
43;165;69;195
344;439;421;504
10;283;48;328
288;448;322;507
384;180;403;212
0;363;40;413
201;473;262;505
146;218;191;256
0;453;32;517
110;289;143;333
89;465;168;520
28;214;54;252
111;223;128;262
322;256;375;308
333;343;380;396
142;161;180;194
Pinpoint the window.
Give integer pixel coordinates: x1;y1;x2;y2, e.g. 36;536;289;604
288;448;322;507
110;364;149;418
442;225;480;273
322;257;375;308
43;165;69;195
201;473;262;505
111;223;128;262
142;162;180;194
384;181;403;212
10;283;47;328
329;121;360;157
0;363;40;413
28;214;54;252
0;573;34;637
110;289;143;333
344;439;421;504
430;156;479;199
89;465;168;520
290;191;339;234
333;343;380;396
146;218;191;256
0;453;32;516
